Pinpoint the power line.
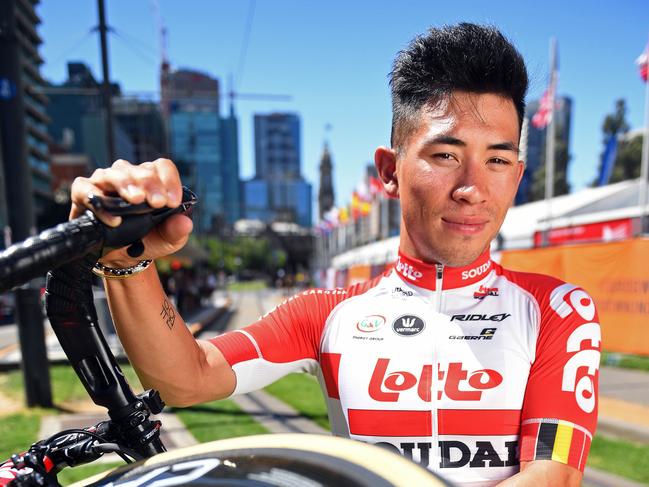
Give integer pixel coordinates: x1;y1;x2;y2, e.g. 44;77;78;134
47;29;95;68
111;28;158;65
236;0;256;90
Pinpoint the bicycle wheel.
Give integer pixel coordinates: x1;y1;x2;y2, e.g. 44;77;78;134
73;433;450;486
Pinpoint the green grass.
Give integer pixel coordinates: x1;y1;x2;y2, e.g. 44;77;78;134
1;364;143;404
0;412;42;460
227;280;267;292
602;351;649;372
588;435;649;484
56;462;123;486
264;373;330;430
173;399;268;443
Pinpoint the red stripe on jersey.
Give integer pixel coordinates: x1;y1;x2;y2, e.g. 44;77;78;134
569;428;591;471
209;331;259;366
519;421;540;461
437;409;521;435
348;409;432;437
320;352;341;399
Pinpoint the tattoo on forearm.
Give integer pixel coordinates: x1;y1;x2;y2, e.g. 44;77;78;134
160;299;176;330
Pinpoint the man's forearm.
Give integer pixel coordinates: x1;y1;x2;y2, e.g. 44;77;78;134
102;265;218;405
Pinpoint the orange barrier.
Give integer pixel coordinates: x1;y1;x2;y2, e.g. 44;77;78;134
501;238;649;356
348;264;371;286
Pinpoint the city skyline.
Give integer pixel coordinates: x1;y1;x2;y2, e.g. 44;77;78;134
37;1;649;217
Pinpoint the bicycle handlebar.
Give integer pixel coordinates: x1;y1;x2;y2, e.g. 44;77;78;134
0;187;197;485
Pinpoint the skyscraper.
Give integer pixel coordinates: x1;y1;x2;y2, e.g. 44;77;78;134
244;112;312;228
318;142;335;220
516;95;572;205
0;0;52;230
164;69;243;229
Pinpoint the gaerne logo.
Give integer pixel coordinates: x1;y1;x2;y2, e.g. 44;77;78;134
449;327;497;340
450;313;510;322
395;256;424;281
473;285;499;300
356;315;386;333
392;315;425;336
461;261;492;280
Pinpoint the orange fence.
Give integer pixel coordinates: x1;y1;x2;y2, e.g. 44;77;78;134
501;238;649;356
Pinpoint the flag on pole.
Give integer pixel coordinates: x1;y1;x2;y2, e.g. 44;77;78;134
637;43;648;82
531;75;557;129
532;40;559;130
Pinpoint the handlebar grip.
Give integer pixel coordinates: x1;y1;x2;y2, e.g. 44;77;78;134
0;213;104;294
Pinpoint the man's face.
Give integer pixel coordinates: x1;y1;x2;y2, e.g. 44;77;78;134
382;92;524;267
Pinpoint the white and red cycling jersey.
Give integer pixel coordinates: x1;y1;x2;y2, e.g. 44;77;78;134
210;249;600;487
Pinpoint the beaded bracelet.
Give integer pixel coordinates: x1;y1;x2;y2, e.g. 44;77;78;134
92;259;153;279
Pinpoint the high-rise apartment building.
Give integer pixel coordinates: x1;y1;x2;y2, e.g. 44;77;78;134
244;113;312;228
516;95;572;205
47;63;135;169
0;0;52;231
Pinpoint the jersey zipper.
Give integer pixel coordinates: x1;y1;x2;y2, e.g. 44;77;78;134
431;263;443;466
434;264;443;312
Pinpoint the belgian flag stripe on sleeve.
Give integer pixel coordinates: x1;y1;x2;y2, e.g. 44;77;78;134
551;421;574;463
523;419;592;471
536;422;558;460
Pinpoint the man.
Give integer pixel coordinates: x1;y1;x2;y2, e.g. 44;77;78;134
69;23;599;486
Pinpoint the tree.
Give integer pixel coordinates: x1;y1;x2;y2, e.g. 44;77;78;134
602;99;630;141
609;134;643;183
529;126;571;202
592;99;642;185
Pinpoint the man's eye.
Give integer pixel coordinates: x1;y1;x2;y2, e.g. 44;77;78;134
489;157;510;165
434;153;455;161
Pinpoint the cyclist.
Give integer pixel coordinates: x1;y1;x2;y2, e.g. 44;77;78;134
69;23;599;486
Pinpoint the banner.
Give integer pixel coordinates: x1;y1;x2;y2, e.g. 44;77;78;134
501;238;649;356
532;218;634;247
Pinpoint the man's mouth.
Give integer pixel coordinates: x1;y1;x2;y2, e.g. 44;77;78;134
441;217;488;234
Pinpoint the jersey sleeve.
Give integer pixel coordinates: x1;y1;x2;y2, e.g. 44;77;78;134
520;282;601;472
208;288;347;395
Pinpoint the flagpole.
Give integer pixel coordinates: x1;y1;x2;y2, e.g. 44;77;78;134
639;50;649;235
543;37;557;246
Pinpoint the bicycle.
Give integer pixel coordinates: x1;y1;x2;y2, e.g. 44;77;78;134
0;188;447;486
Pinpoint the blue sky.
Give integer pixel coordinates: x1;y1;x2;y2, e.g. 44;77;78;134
38;0;649;215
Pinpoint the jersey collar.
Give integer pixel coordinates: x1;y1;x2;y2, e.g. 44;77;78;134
394;248;493;290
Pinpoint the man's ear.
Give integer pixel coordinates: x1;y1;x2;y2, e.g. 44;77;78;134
374;146;399;198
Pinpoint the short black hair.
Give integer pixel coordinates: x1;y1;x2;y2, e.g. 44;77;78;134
390;23;528;151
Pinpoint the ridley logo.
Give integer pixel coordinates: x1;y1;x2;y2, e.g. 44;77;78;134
356;315;386;333
461;261;492;280
474;285;499;300
368;359;502;402
451;313;510;322
392;315;425;336
395;256;424;281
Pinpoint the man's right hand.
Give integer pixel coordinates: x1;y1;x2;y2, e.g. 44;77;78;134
70;158;193;266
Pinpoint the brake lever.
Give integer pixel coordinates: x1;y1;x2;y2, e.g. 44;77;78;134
89;187;197;256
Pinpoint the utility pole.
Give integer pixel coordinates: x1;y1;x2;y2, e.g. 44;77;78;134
97;0;115;166
0;0;52;407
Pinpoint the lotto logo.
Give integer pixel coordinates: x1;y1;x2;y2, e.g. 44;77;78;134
550;284;601;413
368;358;502;402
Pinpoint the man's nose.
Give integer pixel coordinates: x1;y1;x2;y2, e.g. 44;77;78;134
451;162;486;205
